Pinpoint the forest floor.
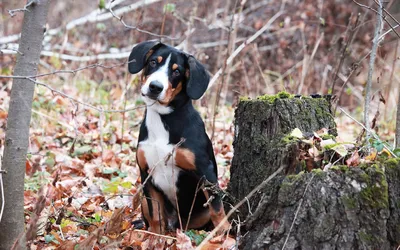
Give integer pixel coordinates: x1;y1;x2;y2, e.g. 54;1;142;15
0;80;396;249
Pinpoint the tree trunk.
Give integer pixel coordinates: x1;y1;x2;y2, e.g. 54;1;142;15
227;94;400;249
0;1;50;249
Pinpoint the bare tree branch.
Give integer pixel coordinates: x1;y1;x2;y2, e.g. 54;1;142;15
0;61;129;79
364;0;383;148
106;0;178;40
206;10;284;92
339;107;397;157
7;0;37;17
1;0;173;45
352;0;400;39
30;78;150;113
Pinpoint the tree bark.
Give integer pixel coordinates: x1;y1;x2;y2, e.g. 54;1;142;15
228;94;337;217
0;1;50;249
227;94;400;249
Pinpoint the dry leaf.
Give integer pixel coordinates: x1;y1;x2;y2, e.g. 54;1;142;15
346;151;360;167
176;229;194;250
104;207;124;237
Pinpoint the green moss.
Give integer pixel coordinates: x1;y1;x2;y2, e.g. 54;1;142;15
385;158;400;169
300;160;307;171
321;134;336;140
281;134;300;144
371;164;385;175
342;196;357;209
358;165;388;209
286;171;305;182
255;91;293;103
277;91;291;99
329;165;349;172
280;172;305;190
311;168;324;176
358;231;375;243
359;172;370;183
239;96;251;102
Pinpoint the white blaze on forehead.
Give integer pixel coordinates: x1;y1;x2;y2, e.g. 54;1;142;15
141;54;172;101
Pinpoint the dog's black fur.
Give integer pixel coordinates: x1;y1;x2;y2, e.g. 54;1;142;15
128;41;229;234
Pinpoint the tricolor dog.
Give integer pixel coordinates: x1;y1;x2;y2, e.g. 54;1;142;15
128;41;229;234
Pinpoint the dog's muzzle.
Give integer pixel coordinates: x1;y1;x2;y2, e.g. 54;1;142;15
145;81;164;100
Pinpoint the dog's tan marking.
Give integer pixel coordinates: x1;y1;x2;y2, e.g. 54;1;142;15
157;56;163;63
142;185;166;234
175;148;196;171
136;148;147;171
145;50;154;61
158;82;183;105
172;63;179;70
203;189;230;234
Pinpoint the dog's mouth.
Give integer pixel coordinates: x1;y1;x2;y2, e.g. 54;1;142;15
142;92;159;101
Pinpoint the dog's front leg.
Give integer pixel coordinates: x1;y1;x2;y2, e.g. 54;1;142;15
141;183;167;234
202;185;231;234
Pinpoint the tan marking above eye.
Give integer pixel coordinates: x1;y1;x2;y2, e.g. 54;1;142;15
157;56;163;63
172;63;179;70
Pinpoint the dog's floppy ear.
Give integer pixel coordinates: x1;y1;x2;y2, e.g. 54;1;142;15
186;56;210;100
128;40;160;74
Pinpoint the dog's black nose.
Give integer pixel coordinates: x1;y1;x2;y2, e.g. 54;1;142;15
149;81;163;95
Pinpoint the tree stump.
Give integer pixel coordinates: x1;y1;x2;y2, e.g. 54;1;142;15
227;93;400;250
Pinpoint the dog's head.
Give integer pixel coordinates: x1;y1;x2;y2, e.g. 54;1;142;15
128;41;210;111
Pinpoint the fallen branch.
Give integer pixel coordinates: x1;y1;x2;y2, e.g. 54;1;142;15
133;229;177;240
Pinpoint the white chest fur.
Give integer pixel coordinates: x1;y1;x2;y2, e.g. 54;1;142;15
139;107;181;204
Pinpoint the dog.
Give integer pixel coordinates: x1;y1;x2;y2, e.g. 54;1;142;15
128;40;230;234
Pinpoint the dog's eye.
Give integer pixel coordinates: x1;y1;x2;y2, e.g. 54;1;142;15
172;69;180;77
149;60;156;67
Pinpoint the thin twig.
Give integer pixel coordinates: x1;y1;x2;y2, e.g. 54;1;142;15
0;61;128;79
0;48;131;61
352;0;400;39
298;33;324;93
331;14;359;95
107;0;178;40
338;107;397;157
28;77;152;113
7;0;36;17
196;165;286;249
205;10;284;92
133;229;177;240
185;177;205;232
281;174;315;250
211;0;240;140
